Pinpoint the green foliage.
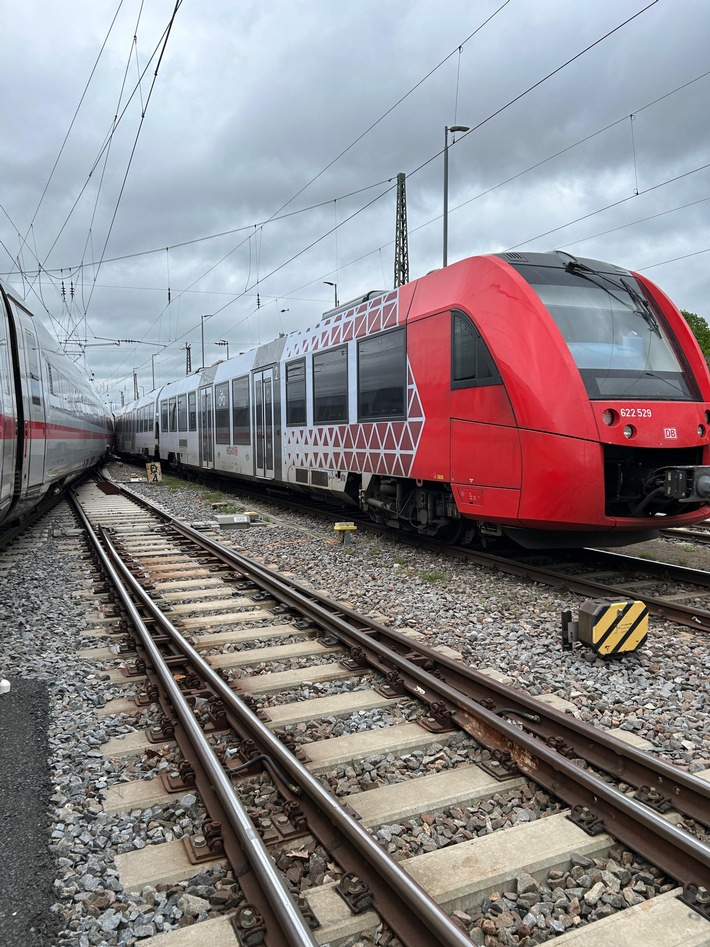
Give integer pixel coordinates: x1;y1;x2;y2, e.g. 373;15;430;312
681;310;710;364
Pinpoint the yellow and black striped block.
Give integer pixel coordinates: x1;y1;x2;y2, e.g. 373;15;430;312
577;599;648;656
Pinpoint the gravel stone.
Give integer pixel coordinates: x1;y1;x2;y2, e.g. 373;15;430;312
4;467;708;945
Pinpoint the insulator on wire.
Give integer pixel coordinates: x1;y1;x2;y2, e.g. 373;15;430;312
168;287;171;304
257;293;261;309
61;281;66;300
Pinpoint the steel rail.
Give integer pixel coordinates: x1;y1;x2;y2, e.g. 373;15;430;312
158;516;710;892
84;529;475;946
103;481;710;825
70;494;320;947
425;543;710;632
0;481;77;550
108;473;710;631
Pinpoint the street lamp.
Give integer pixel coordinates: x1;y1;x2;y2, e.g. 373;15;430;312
200;314;212;369
216;339;230;360
443;124;470;267
323;281;338;307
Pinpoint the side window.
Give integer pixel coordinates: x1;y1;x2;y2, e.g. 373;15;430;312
215;382;230;444
451;311;500;388
313;346;348;424
168;397;177;432
232;376;250;444
24;330;42;406
188;392;196;431
285;359;306;426
177;394;187;432
161;400;169;431
358;328;406;420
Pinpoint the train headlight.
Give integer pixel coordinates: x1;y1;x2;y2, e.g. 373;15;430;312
623;425;635;439
601;409;617;426
699;424;706;438
706;410;710;425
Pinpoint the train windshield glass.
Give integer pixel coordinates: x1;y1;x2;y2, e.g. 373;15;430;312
520;265;693;400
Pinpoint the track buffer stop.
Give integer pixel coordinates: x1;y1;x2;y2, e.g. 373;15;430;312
562;599;648;656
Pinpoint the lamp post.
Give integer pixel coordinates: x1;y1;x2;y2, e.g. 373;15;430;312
323;281;338;308
151;352;157;390
216;339;230;360
200;314;212;369
443;124;470;267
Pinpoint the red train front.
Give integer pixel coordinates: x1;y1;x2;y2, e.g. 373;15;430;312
390;251;710;546
116;250;710;548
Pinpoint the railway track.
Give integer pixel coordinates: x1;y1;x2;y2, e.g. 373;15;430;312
116;460;710;634
63;477;710;946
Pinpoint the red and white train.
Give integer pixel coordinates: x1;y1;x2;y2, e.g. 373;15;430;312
0;280;113;526
115;251;710;547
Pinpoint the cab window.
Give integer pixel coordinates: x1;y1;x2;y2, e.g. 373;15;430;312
451;311;500;388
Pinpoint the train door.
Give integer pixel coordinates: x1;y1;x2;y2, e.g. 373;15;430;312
21;327;46;488
253;368;274;479
198;386;214;468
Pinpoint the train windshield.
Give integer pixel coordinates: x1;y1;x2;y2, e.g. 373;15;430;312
519;265;694;400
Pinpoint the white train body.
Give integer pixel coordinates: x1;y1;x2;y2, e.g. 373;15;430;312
0;281;113;525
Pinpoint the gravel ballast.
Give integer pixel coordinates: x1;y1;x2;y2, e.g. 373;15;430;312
0;466;708;945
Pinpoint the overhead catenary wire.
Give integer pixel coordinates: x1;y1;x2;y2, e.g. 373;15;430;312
14;0;688;399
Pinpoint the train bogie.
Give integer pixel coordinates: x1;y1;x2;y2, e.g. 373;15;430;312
115;252;710;547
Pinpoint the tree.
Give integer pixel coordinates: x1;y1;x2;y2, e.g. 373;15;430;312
681;310;710;365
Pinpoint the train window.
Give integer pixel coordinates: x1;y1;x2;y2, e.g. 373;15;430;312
358;328;406;420
451;311;500;389
168;397;177;432
177;394;187;432
215;382;230;444
161;400;168;430
520;266;695;401
313;347;348;424
24;330;42;406
188;392;197;431
285;359;306;426
232;376;250;444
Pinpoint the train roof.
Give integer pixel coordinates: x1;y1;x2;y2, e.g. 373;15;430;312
495;250;633;276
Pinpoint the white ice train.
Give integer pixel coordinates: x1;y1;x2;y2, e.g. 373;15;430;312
0;280;113;526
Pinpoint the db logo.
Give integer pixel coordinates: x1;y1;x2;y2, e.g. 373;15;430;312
664;427;677;439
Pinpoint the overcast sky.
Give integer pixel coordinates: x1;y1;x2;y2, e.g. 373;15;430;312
1;0;709;408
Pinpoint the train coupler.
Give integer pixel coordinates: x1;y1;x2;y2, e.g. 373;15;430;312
561;599;648;656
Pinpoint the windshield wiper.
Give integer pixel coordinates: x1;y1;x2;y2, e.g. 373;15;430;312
620;277;660;334
557;253;660;335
